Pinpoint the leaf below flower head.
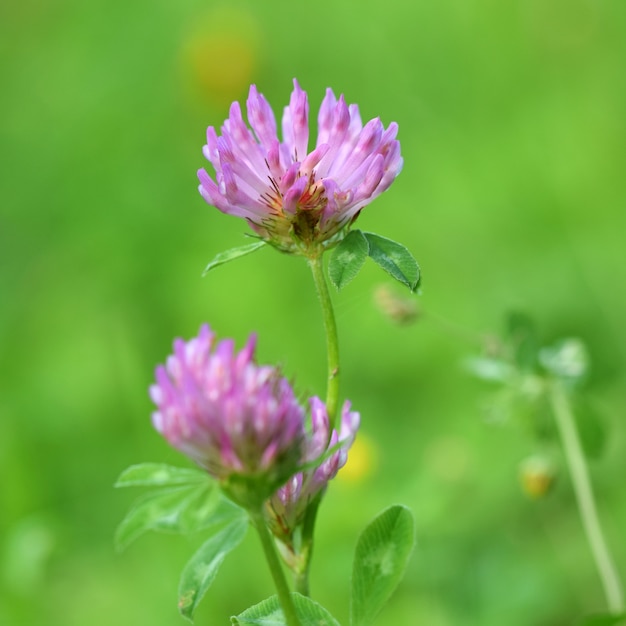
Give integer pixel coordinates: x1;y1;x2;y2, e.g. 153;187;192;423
114;483;244;551
203;241;267;275
178;516;249;622
362;232;420;292
115;463;209;488
328;229;369;291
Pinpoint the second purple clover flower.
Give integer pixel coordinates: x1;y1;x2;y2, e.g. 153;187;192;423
150;324;359;511
198;79;403;254
266;397;359;552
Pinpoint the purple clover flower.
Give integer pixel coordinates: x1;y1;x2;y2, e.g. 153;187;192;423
198;79;402;253
149;324;306;508
266;398;360;545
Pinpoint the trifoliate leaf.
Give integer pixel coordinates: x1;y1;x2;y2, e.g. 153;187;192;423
362;233;420;292
328;229;369;291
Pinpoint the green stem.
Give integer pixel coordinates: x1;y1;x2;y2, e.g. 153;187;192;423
549;382;624;613
308;254;341;430
294;493;323;596
250;510;301;626
291;254;341;597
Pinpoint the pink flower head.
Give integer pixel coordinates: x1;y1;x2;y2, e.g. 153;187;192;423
266;398;360;544
149;324;306;507
198;79;402;253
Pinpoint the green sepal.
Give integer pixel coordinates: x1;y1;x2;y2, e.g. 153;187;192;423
231;593;340;625
178;515;249;622
115;463;209;488
350;505;415;626
203;241;267;276
362;232;420;292
328;229;369;291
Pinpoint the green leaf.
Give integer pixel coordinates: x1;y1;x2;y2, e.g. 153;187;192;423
464;356;514;383
539;338;589;384
231;593;340;625
115;484;245;551
178;517;249;622
350;505;415;626
576;613;626;626
328;229;369;290
203;241;267;276
362;233;420;291
506;312;539;372
115;463;209;488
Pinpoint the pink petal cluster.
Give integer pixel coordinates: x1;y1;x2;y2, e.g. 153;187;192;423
150;325;305;498
198;79;402;253
266;398;360;543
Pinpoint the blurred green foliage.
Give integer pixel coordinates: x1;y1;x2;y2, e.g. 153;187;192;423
1;0;625;624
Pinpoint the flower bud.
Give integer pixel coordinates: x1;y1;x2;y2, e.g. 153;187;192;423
266;399;360;546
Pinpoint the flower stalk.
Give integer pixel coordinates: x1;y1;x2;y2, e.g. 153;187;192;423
277;253;342;597
308;254;341;431
549;381;624;613
250;509;302;626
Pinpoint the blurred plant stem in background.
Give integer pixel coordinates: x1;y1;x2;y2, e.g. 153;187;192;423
549;382;624;614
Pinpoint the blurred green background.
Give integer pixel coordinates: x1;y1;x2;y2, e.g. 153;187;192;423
1;0;625;624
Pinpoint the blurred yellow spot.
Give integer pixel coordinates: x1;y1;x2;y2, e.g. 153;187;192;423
519;455;556;499
338;433;379;483
180;6;263;107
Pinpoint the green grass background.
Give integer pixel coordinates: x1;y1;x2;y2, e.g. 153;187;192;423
1;0;625;624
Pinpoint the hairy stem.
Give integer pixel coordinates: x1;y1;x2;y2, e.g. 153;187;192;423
549;382;624;613
250;510;301;626
308;255;341;430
